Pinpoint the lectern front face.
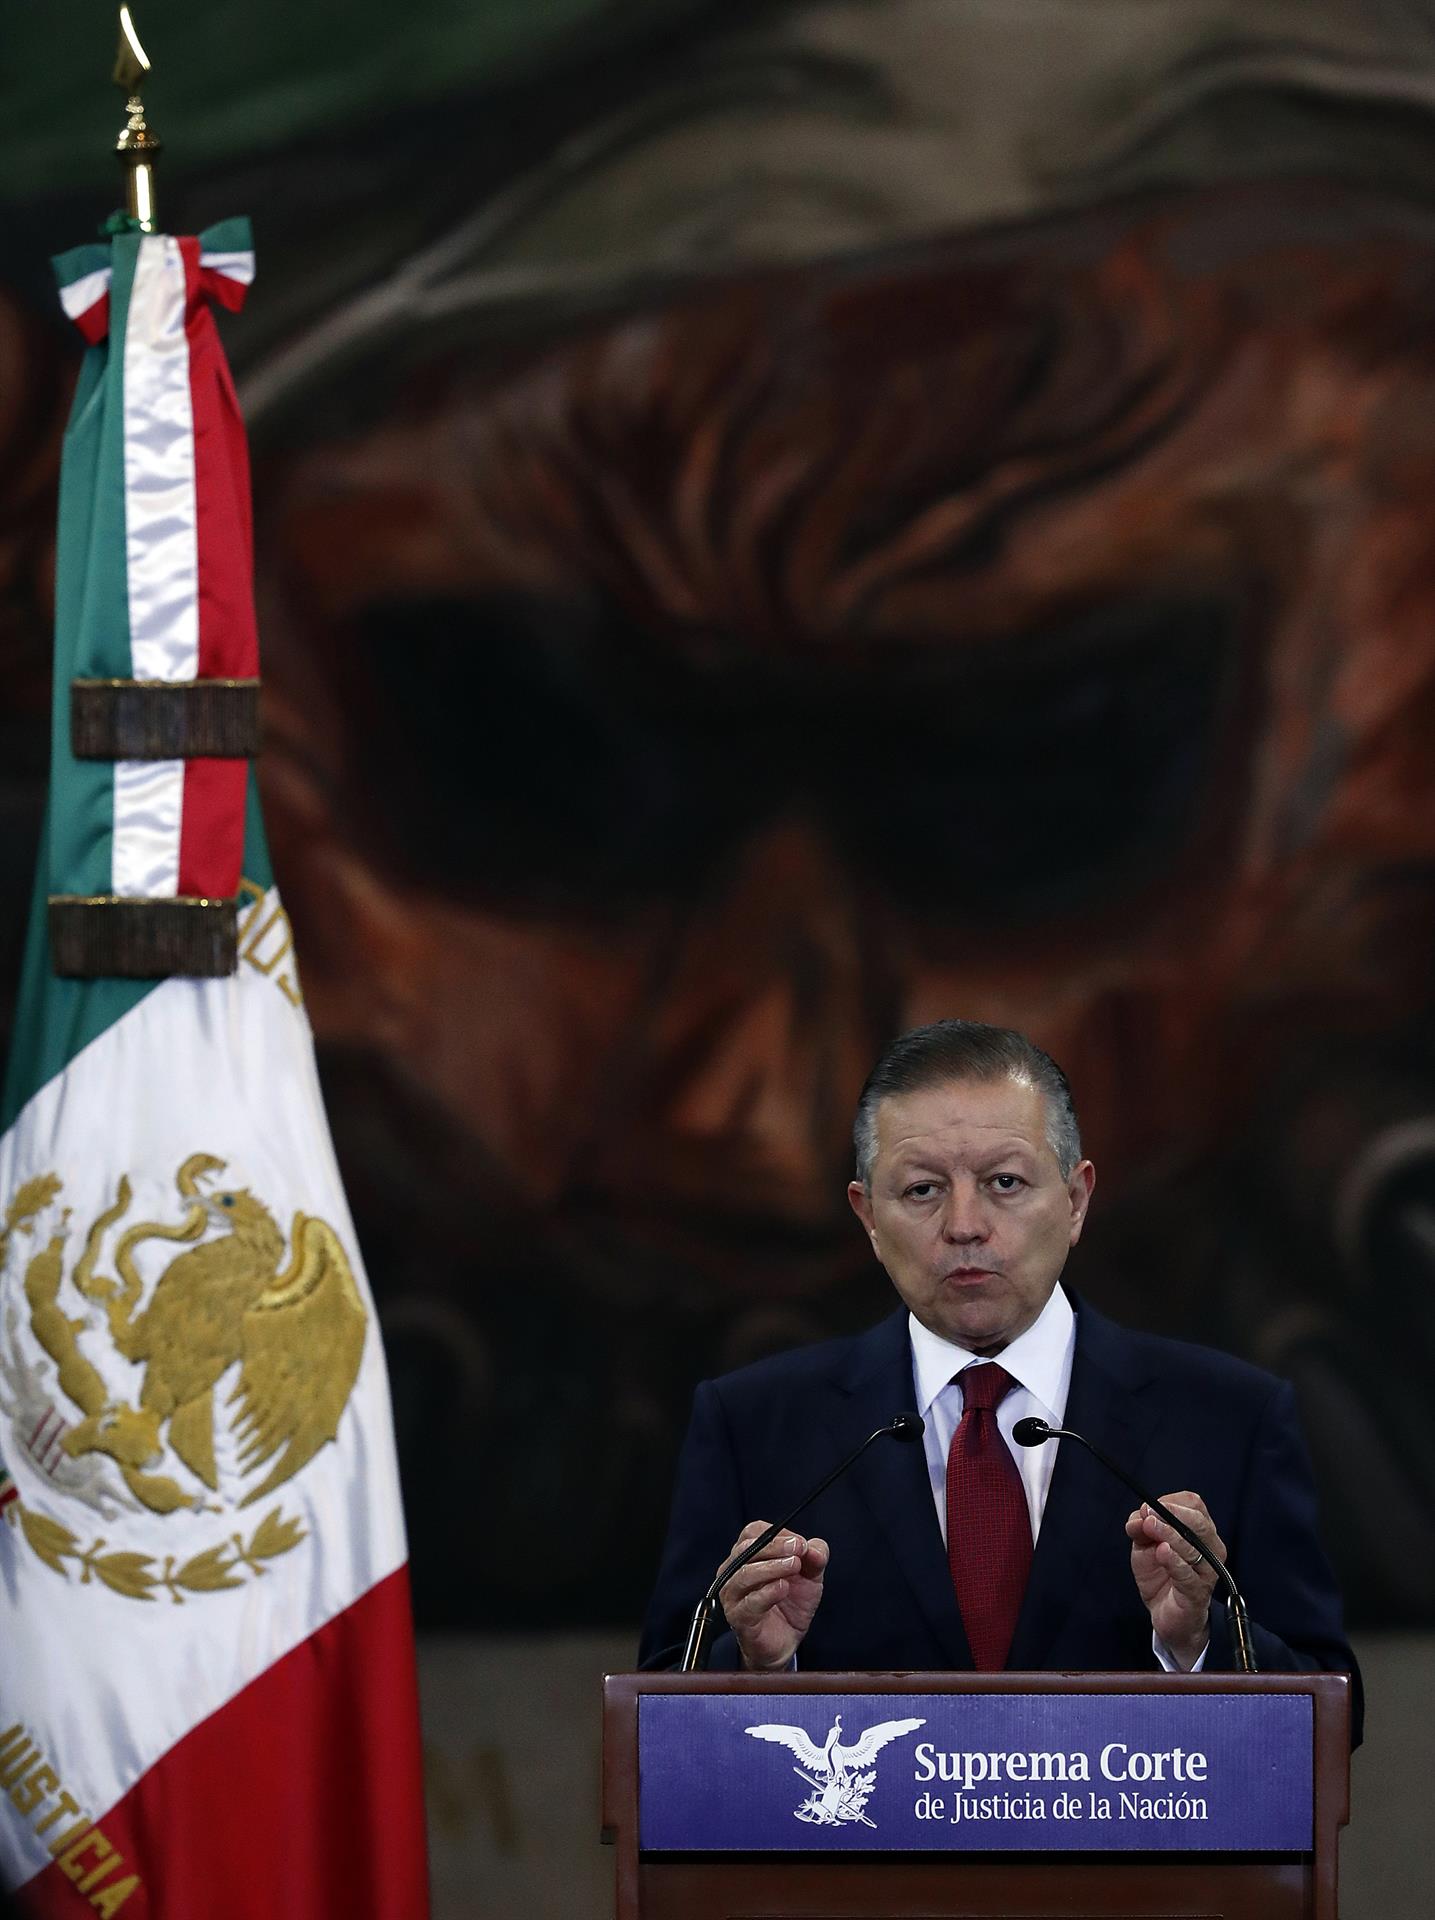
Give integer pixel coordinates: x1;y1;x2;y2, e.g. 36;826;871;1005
601;1672;1350;1920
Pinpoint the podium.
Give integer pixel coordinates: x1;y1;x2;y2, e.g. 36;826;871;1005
602;1670;1350;1919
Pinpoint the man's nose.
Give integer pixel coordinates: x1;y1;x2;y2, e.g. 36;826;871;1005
940;1184;988;1242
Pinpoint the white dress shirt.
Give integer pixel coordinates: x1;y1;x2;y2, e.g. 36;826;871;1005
908;1284;1075;1545
907;1289;1205;1672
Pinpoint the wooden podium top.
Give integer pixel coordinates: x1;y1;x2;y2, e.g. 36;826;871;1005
602;1670;1351;1920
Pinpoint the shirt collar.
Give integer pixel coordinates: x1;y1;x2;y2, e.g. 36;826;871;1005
907;1283;1076;1421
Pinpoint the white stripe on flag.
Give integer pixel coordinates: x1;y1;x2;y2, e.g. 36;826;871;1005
116;234;199;897
57;265;113;322
112;758;187;895
199;248;256;284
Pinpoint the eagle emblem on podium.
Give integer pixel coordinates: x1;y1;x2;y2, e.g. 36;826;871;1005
745;1713;926;1828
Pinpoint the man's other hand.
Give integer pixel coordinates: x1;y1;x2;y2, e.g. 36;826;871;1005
1125;1492;1224;1671
718;1521;830;1671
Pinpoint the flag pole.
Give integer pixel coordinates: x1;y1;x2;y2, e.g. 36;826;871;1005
114;6;160;232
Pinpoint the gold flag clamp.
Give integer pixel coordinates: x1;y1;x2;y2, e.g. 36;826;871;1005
114;6;160;232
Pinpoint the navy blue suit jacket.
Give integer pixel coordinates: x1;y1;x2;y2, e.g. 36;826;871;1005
640;1296;1361;1742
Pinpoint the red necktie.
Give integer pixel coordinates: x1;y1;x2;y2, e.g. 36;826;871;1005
945;1362;1033;1671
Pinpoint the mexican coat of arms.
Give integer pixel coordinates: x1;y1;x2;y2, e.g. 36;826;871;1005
0;1153;366;1600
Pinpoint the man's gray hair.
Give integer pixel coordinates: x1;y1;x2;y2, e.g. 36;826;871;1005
853;1019;1082;1186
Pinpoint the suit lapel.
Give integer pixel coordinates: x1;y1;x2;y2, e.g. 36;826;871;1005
1007;1299;1156;1669
825;1300;1161;1671
834;1311;973;1668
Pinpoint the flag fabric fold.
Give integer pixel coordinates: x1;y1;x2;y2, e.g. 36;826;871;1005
0;220;429;1920
49;219;259;911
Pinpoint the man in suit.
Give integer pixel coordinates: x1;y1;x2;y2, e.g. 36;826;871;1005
640;1020;1360;1738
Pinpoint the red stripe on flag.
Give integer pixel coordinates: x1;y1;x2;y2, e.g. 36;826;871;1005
73;294;110;346
201;267;250;314
14;1567;430;1920
176;233;258;900
176;755;247;902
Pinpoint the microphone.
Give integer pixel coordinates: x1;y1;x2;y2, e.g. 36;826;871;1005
1012;1416;1258;1675
679;1412;925;1672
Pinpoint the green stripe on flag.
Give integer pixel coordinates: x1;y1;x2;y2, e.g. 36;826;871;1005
52;240;113;292
199;215;254;256
0;807;154;1131
242;767;276;894
47;231;142;900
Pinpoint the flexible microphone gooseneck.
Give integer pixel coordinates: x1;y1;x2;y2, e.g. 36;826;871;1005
679;1412;925;1673
1011;1415;1257;1674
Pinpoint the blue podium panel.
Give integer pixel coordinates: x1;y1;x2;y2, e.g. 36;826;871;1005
638;1691;1312;1854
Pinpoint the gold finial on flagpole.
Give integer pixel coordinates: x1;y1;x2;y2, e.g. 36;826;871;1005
114;7;161;232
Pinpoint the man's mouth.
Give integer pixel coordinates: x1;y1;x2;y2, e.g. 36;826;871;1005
944;1266;998;1284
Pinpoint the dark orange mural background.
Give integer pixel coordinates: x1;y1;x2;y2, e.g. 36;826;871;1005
252;183;1435;1629
6;9;1435;1638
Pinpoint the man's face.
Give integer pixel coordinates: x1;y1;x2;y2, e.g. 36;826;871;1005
847;1074;1095;1353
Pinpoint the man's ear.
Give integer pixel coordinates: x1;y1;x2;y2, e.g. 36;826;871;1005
848;1180;879;1252
1067;1160;1096;1245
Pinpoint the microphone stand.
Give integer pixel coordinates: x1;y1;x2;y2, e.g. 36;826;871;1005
1013;1417;1257;1674
679;1414;923;1673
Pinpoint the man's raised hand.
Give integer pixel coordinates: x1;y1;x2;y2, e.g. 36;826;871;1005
1125;1491;1225;1671
718;1520;830;1671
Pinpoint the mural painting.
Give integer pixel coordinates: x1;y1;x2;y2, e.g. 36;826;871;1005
3;1;1435;1633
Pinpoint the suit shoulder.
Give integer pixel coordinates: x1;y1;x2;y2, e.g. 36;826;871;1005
1099;1317;1289;1406
699;1325;877;1412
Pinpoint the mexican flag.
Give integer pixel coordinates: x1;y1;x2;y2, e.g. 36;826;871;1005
0;223;429;1917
